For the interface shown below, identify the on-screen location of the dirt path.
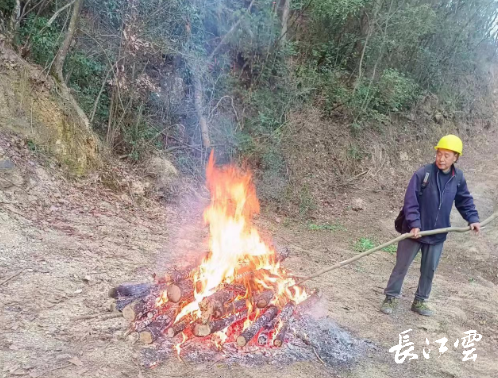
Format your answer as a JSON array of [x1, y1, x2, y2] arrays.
[[1, 130, 497, 378]]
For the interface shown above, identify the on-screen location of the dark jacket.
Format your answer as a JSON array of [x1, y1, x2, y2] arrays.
[[401, 163, 479, 244]]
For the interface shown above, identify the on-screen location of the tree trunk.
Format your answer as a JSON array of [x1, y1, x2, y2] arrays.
[[52, 0, 82, 82], [192, 70, 211, 149], [51, 0, 90, 130], [280, 0, 291, 43], [3, 0, 21, 42]]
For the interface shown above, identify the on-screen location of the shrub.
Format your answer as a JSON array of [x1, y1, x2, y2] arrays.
[[19, 15, 61, 67], [375, 69, 419, 113]]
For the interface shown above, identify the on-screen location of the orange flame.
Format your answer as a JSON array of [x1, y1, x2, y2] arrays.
[[155, 291, 168, 307], [171, 152, 308, 345], [173, 332, 188, 360], [213, 329, 228, 350]]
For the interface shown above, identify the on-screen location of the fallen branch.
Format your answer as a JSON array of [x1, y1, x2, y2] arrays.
[[296, 211, 498, 285], [71, 312, 122, 321], [0, 270, 23, 286]]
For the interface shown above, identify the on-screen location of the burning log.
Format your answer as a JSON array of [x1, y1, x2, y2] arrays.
[[139, 309, 177, 344], [122, 300, 149, 322], [255, 290, 274, 308], [163, 268, 194, 284], [295, 289, 321, 317], [167, 315, 193, 337], [236, 306, 279, 347], [199, 286, 245, 323], [193, 310, 248, 337], [234, 266, 254, 282], [218, 299, 247, 318], [273, 302, 295, 347], [257, 331, 269, 346], [257, 318, 278, 346], [167, 281, 195, 303], [108, 283, 152, 299]]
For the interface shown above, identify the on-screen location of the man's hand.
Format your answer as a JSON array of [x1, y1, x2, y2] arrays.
[[410, 228, 421, 239], [470, 223, 481, 234]]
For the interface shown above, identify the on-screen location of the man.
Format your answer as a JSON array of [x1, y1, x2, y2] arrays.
[[381, 135, 480, 316]]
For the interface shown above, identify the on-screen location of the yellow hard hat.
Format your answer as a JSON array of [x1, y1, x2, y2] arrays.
[[434, 134, 463, 155]]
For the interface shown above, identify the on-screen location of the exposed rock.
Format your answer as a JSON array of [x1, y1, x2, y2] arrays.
[[0, 158, 24, 189], [0, 158, 14, 169], [434, 112, 444, 124], [352, 198, 365, 211], [145, 156, 178, 196]]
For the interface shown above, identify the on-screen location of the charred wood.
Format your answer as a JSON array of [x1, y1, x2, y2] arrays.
[[108, 283, 151, 299], [273, 302, 295, 347], [255, 290, 274, 308], [193, 310, 248, 337], [139, 309, 177, 344], [167, 281, 194, 303], [236, 306, 279, 347], [122, 300, 149, 322], [167, 315, 193, 337], [218, 299, 247, 318]]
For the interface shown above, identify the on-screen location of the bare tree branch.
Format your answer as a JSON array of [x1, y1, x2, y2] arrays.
[[47, 0, 77, 26], [207, 0, 256, 63]]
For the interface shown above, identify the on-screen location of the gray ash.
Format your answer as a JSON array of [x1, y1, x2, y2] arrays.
[[139, 314, 371, 369]]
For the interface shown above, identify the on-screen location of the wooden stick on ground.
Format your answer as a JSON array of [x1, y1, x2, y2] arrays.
[[296, 211, 498, 285], [71, 312, 122, 321], [0, 270, 23, 286]]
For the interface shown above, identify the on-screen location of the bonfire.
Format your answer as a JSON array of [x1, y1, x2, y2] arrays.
[[110, 153, 320, 361]]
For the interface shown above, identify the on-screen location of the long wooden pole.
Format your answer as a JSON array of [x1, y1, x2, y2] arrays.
[[296, 211, 498, 285]]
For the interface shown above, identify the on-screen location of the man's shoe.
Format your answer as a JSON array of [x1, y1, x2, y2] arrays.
[[380, 296, 398, 314], [411, 299, 433, 316]]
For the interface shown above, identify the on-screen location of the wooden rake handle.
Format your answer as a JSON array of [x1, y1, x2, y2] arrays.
[[295, 211, 498, 285]]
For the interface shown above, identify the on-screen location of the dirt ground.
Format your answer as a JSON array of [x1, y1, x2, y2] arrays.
[[1, 127, 497, 378]]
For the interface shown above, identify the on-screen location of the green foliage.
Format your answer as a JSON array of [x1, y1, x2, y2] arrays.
[[66, 52, 109, 124], [122, 119, 161, 162], [26, 139, 38, 152], [298, 185, 316, 218], [312, 0, 367, 24], [19, 15, 61, 67], [353, 238, 397, 254], [376, 69, 419, 113], [0, 0, 15, 16], [354, 237, 376, 252], [308, 222, 345, 232], [354, 237, 398, 253], [12, 0, 497, 193], [382, 244, 397, 254]]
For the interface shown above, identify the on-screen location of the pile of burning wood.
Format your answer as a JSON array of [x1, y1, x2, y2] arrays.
[[110, 247, 320, 354], [110, 153, 321, 358]]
